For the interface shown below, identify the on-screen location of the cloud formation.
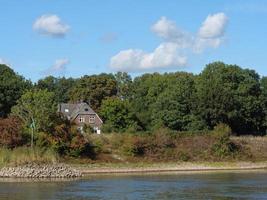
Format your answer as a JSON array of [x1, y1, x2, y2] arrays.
[[33, 15, 70, 37], [110, 42, 187, 72], [151, 16, 192, 48], [194, 13, 228, 53], [110, 12, 228, 72], [42, 58, 69, 76]]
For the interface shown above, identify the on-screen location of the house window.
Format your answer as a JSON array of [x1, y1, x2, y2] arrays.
[[79, 116, 85, 123], [89, 116, 95, 123], [85, 108, 89, 111], [65, 109, 69, 113]]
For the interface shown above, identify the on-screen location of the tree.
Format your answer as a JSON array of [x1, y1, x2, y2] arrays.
[[260, 76, 267, 131], [196, 62, 264, 134], [69, 73, 117, 111], [151, 72, 204, 131], [100, 97, 137, 132], [11, 89, 57, 132], [0, 64, 31, 117], [114, 72, 132, 99], [36, 76, 75, 103], [131, 73, 168, 130]]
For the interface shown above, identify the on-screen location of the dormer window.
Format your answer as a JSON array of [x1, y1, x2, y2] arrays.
[[65, 109, 69, 113]]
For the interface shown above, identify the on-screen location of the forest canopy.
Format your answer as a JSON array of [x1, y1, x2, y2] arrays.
[[1, 61, 267, 135]]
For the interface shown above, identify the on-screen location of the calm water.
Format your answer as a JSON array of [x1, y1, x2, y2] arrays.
[[1, 171, 267, 199]]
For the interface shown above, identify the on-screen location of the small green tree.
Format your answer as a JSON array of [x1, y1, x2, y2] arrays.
[[100, 97, 137, 132], [11, 89, 57, 133]]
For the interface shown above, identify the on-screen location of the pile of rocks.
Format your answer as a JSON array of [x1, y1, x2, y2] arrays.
[[0, 163, 82, 178]]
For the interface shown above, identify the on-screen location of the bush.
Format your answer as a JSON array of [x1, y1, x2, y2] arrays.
[[0, 117, 24, 148], [177, 151, 190, 161], [101, 122, 114, 133], [35, 122, 95, 158], [211, 123, 237, 158], [69, 134, 95, 158]]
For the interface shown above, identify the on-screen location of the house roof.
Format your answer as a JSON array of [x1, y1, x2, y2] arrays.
[[58, 102, 98, 121]]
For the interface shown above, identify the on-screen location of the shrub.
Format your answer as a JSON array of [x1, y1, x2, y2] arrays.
[[69, 134, 95, 158], [177, 151, 190, 161], [83, 124, 94, 134], [0, 117, 24, 148], [211, 123, 237, 158], [101, 122, 114, 133]]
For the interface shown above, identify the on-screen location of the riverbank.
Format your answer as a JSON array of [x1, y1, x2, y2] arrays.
[[0, 161, 266, 178], [74, 161, 267, 175], [0, 163, 81, 178]]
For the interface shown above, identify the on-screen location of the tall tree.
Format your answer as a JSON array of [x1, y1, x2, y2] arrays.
[[114, 72, 132, 99], [151, 72, 204, 131], [0, 64, 31, 117], [196, 62, 264, 134], [36, 76, 75, 103], [131, 73, 168, 130], [69, 73, 117, 111]]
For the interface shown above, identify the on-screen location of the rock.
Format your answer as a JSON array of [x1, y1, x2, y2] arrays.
[[0, 163, 82, 178]]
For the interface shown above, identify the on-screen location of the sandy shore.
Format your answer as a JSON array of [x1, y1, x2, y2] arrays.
[[76, 162, 267, 175]]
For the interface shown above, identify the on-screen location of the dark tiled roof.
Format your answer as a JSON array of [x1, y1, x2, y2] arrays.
[[58, 102, 96, 120]]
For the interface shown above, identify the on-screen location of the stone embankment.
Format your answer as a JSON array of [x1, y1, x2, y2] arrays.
[[0, 163, 82, 178]]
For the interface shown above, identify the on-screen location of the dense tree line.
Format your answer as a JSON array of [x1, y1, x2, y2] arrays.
[[1, 62, 267, 135]]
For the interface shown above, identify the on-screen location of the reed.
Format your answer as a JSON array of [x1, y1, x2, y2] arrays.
[[0, 147, 58, 167]]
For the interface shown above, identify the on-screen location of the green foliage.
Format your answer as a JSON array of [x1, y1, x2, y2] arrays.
[[151, 72, 197, 131], [114, 72, 132, 99], [35, 76, 75, 103], [69, 73, 117, 111], [100, 97, 138, 132], [0, 64, 32, 117], [196, 62, 264, 134], [11, 89, 57, 132], [211, 123, 237, 158], [177, 151, 190, 161]]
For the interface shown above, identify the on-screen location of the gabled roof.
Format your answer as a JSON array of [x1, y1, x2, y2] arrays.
[[58, 102, 98, 121]]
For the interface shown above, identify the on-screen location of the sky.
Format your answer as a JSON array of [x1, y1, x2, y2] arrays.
[[0, 0, 267, 81]]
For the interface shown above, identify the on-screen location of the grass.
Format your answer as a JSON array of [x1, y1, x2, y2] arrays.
[[0, 147, 59, 167]]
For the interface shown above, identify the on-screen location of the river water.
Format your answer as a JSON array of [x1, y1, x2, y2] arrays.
[[1, 171, 267, 199]]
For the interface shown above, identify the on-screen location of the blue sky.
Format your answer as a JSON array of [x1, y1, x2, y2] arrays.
[[0, 0, 267, 81]]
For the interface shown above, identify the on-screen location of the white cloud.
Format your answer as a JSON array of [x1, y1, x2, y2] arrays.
[[110, 42, 187, 72], [33, 15, 70, 37], [151, 17, 192, 48], [110, 12, 228, 72], [198, 13, 228, 38], [194, 13, 228, 53], [42, 58, 69, 76]]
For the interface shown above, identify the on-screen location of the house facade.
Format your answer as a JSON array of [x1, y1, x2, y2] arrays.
[[58, 102, 103, 134]]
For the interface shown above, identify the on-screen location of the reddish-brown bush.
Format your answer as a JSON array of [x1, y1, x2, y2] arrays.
[[0, 117, 24, 148]]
